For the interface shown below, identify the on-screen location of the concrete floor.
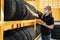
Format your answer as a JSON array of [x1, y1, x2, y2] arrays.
[[38, 37, 58, 40]]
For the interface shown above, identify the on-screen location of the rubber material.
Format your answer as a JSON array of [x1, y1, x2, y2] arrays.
[[25, 26, 36, 40], [22, 28, 32, 40], [4, 0, 16, 21], [15, 29, 28, 40], [13, 0, 25, 20], [51, 25, 60, 39], [4, 30, 24, 40], [36, 25, 41, 36]]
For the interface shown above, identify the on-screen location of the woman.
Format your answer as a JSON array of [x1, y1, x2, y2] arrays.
[[39, 6, 54, 40], [26, 5, 54, 40]]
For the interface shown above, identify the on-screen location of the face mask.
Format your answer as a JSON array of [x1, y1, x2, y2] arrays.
[[44, 10, 48, 14]]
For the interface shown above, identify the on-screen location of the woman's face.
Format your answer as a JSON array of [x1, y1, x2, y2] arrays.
[[44, 7, 49, 14], [44, 6, 52, 15]]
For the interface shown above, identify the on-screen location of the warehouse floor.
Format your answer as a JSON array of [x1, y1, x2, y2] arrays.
[[38, 37, 58, 40]]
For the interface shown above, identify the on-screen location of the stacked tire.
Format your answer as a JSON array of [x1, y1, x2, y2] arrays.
[[4, 25, 41, 40], [4, 0, 41, 40], [5, 0, 41, 21], [24, 2, 38, 20], [4, 30, 25, 40], [4, 0, 26, 21], [4, 0, 16, 21], [36, 25, 41, 36], [51, 25, 60, 39], [12, 0, 25, 20], [4, 30, 28, 40]]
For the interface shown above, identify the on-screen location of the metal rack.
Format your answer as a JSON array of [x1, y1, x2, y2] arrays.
[[0, 0, 41, 40], [0, 19, 38, 40]]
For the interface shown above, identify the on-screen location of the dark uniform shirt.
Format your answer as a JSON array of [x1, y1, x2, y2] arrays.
[[39, 14, 54, 35]]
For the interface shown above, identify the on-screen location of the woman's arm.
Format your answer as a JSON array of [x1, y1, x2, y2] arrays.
[[38, 21, 54, 29], [36, 19, 54, 29], [25, 5, 39, 18], [41, 22, 54, 29], [43, 23, 54, 29]]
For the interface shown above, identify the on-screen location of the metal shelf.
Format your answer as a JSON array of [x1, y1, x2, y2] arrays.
[[0, 19, 37, 40], [35, 34, 41, 40], [0, 0, 42, 40]]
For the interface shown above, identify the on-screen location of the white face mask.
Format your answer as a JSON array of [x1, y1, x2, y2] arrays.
[[44, 10, 48, 14]]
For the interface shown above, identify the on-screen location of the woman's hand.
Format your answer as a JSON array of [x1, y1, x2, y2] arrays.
[[40, 22, 54, 29], [36, 19, 44, 24], [36, 19, 47, 26], [40, 22, 47, 26], [36, 19, 54, 29]]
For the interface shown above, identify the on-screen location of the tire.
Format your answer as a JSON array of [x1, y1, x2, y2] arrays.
[[22, 28, 32, 40], [52, 32, 60, 36], [36, 25, 41, 36], [4, 0, 16, 21], [25, 26, 36, 40], [24, 2, 43, 20], [4, 30, 24, 40], [24, 6, 36, 20], [51, 25, 60, 39], [13, 0, 25, 20], [10, 31, 24, 40], [51, 35, 60, 39], [4, 30, 17, 40], [24, 2, 38, 20], [25, 2, 37, 14], [51, 29, 60, 33], [54, 25, 60, 29], [4, 37, 10, 40], [15, 29, 28, 40]]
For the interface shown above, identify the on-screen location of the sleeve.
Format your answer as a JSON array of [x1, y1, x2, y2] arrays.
[[37, 11, 43, 19], [49, 17, 54, 25]]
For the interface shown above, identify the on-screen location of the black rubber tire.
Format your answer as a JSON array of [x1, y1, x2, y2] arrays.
[[4, 30, 24, 40], [15, 29, 28, 40], [22, 28, 32, 40], [4, 37, 10, 40], [9, 36, 17, 40], [54, 25, 60, 29], [51, 29, 60, 33], [13, 0, 25, 20], [24, 7, 36, 20], [25, 26, 36, 40], [10, 31, 24, 40], [4, 0, 16, 21], [24, 2, 37, 20], [51, 25, 60, 39], [52, 32, 60, 36], [25, 2, 37, 13], [24, 2, 43, 20], [36, 25, 41, 36], [51, 34, 60, 39], [4, 30, 17, 40]]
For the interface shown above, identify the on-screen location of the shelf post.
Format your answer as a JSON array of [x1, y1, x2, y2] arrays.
[[0, 26, 4, 40], [34, 19, 36, 31]]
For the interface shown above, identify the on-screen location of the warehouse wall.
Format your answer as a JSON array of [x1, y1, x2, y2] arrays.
[[52, 8, 60, 21], [0, 1, 1, 21], [36, 0, 60, 21], [1, 0, 59, 21], [1, 0, 60, 21], [26, 0, 60, 21]]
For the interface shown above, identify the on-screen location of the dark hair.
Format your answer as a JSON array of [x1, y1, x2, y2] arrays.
[[47, 6, 52, 11], [47, 6, 52, 16]]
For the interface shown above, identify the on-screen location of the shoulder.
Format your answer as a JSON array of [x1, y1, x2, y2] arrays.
[[49, 16, 54, 22], [50, 16, 54, 20]]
